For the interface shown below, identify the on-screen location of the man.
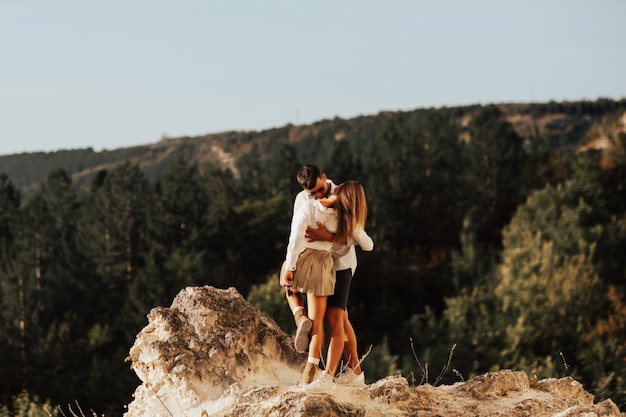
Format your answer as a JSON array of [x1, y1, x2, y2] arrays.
[[283, 164, 336, 354]]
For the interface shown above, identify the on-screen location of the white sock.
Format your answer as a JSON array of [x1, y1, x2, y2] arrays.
[[307, 357, 320, 366]]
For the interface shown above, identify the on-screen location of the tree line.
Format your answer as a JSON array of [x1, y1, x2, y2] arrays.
[[0, 105, 625, 415]]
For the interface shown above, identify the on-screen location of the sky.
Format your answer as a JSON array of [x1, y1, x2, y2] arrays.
[[1, 0, 625, 156]]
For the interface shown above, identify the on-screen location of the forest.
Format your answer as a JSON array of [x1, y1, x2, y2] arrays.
[[0, 102, 625, 416]]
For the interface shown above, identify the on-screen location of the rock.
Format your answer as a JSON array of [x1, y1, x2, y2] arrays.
[[124, 286, 625, 417]]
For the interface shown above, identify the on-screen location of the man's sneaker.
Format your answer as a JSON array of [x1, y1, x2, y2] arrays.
[[335, 368, 365, 387], [294, 316, 312, 353], [299, 361, 318, 385], [304, 372, 335, 393]]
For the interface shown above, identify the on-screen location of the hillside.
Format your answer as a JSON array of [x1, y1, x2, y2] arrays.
[[1, 98, 625, 203], [1, 96, 626, 415]]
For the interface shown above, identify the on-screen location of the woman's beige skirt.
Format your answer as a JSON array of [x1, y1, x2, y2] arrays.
[[292, 248, 335, 296]]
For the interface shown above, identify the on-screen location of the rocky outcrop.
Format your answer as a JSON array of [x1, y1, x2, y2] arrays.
[[124, 286, 625, 417]]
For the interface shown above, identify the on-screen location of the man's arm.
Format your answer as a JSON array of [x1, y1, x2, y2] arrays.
[[282, 269, 294, 287]]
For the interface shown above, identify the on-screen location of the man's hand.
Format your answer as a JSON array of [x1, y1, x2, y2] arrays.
[[282, 270, 294, 287], [306, 221, 335, 242]]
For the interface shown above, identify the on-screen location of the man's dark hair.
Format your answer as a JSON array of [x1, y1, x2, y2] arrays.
[[297, 164, 322, 189]]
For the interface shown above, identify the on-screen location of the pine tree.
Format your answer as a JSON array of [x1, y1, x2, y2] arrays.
[[0, 173, 22, 403], [323, 139, 364, 184], [74, 162, 152, 414], [464, 105, 528, 249], [364, 114, 424, 251], [77, 162, 150, 286], [150, 157, 210, 253], [418, 109, 466, 260], [0, 170, 98, 404]]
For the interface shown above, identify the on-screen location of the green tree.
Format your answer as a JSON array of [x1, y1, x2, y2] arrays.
[[0, 173, 20, 261], [417, 109, 466, 261], [247, 272, 293, 333], [364, 114, 424, 251], [235, 143, 265, 200], [578, 279, 626, 408], [492, 179, 605, 374], [404, 246, 502, 385], [124, 159, 234, 333], [360, 335, 400, 384], [74, 162, 151, 415], [150, 157, 211, 253], [0, 170, 102, 407], [0, 391, 60, 417], [228, 194, 291, 293], [264, 143, 302, 199], [22, 170, 85, 401], [77, 162, 150, 287], [495, 232, 602, 372], [322, 138, 364, 184], [0, 173, 22, 403], [227, 145, 301, 293], [596, 132, 626, 284], [463, 105, 528, 249], [416, 177, 610, 387], [236, 143, 301, 201]]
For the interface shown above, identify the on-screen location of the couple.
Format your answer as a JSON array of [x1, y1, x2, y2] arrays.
[[280, 164, 373, 392]]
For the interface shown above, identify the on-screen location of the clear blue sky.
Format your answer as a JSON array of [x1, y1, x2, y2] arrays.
[[1, 0, 625, 156]]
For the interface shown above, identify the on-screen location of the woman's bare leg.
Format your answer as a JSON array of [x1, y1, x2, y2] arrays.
[[342, 311, 362, 374], [307, 294, 327, 361], [325, 306, 346, 376]]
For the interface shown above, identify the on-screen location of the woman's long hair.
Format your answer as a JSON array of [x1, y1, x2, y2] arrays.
[[334, 181, 368, 244]]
